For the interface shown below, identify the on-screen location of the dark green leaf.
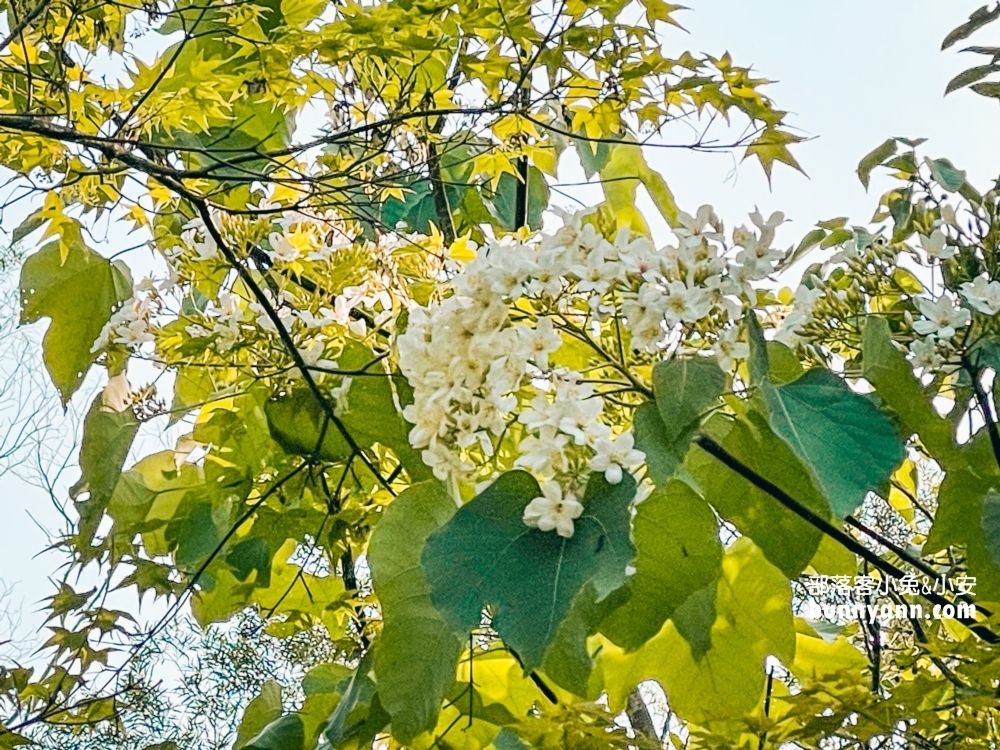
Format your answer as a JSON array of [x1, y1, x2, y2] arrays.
[[227, 537, 272, 587], [761, 368, 905, 518], [981, 490, 1000, 567], [652, 357, 726, 437], [423, 471, 636, 669], [750, 316, 905, 519], [486, 168, 549, 232], [633, 402, 686, 486], [69, 392, 139, 517], [929, 158, 967, 191]]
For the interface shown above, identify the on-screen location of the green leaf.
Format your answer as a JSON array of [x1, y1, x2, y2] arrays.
[[423, 471, 636, 669], [541, 583, 611, 697], [265, 387, 350, 462], [11, 211, 45, 245], [981, 490, 1000, 567], [19, 239, 131, 403], [600, 480, 722, 652], [243, 715, 304, 750], [653, 357, 726, 437], [751, 318, 905, 519], [235, 681, 283, 750], [638, 357, 726, 486], [574, 136, 611, 177], [338, 343, 433, 481], [862, 316, 960, 464], [267, 345, 431, 480], [928, 158, 967, 192], [744, 127, 806, 184], [633, 403, 686, 486], [925, 444, 1000, 600], [380, 181, 439, 235], [971, 80, 1000, 97], [781, 227, 827, 270], [171, 365, 218, 425], [970, 335, 1000, 372], [745, 311, 769, 386], [298, 664, 351, 746], [227, 537, 273, 588], [600, 538, 795, 724], [943, 4, 1000, 49], [820, 227, 854, 249], [166, 496, 230, 569], [486, 168, 550, 232], [945, 64, 999, 94], [857, 138, 897, 190], [69, 392, 139, 519], [760, 368, 905, 518], [369, 482, 462, 742], [691, 411, 827, 577], [323, 651, 390, 747], [252, 540, 346, 622]]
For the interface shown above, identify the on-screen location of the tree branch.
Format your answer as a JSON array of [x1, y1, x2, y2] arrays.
[[694, 434, 999, 644]]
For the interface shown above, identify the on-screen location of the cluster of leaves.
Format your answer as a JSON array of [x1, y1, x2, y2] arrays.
[[3, 1, 1000, 750]]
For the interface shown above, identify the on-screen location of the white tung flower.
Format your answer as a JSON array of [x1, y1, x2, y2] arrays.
[[266, 231, 304, 262], [91, 297, 154, 352], [589, 432, 646, 485], [918, 230, 957, 261], [663, 280, 712, 325], [909, 336, 943, 370], [913, 296, 970, 341], [674, 205, 723, 249], [715, 325, 749, 372], [518, 317, 563, 370], [515, 427, 570, 477], [297, 307, 339, 329], [523, 481, 584, 538], [297, 339, 338, 370], [960, 276, 1000, 316], [185, 323, 212, 338]]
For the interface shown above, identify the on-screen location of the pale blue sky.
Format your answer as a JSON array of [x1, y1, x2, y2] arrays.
[[1, 0, 997, 645]]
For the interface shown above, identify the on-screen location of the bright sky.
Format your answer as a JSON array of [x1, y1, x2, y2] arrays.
[[0, 0, 996, 647]]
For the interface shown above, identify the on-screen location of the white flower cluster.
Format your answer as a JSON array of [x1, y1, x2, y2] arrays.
[[900, 230, 1000, 369], [167, 204, 422, 368], [92, 296, 156, 352], [399, 207, 784, 536]]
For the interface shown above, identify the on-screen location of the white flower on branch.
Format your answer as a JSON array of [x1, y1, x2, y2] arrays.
[[960, 276, 1000, 316], [523, 481, 584, 538], [913, 296, 970, 340], [589, 432, 645, 485], [918, 229, 957, 261]]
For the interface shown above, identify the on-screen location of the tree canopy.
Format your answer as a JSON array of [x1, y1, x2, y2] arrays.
[[2, 1, 1000, 749]]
